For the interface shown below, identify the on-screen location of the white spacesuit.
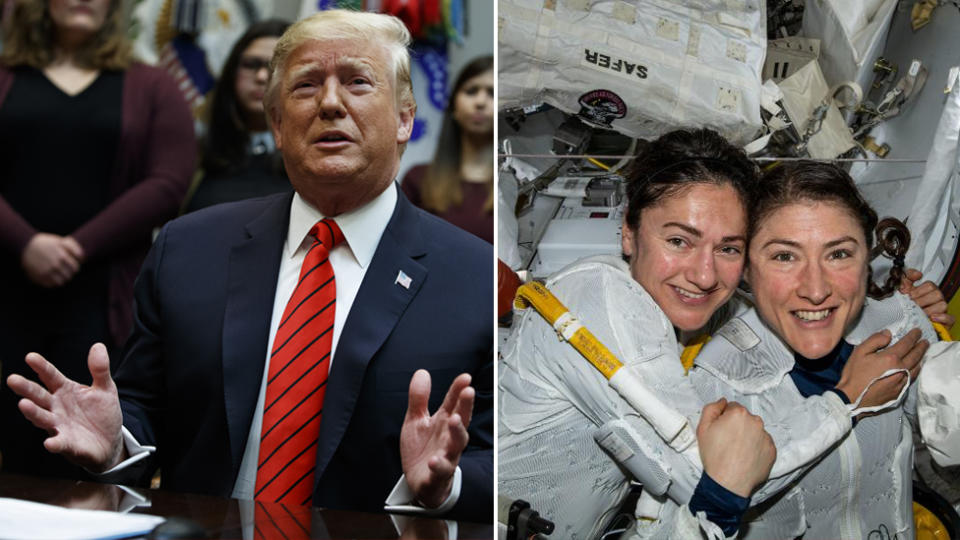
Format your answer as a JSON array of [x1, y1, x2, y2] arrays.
[[498, 255, 858, 539], [691, 291, 945, 539]]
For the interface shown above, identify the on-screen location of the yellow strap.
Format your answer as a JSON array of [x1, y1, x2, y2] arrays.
[[515, 281, 624, 379], [932, 321, 952, 342], [677, 319, 947, 375], [680, 334, 711, 375]]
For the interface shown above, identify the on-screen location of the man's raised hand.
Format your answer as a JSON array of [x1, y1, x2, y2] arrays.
[[400, 370, 474, 509], [5, 343, 124, 472]]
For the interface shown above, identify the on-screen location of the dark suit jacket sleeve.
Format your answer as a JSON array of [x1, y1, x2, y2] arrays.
[[109, 223, 171, 486], [451, 348, 493, 521]]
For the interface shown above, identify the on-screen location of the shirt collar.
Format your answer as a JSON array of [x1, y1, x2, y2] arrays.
[[285, 182, 398, 268], [247, 131, 275, 155]]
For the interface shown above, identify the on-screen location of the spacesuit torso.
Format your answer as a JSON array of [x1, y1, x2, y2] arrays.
[[691, 292, 936, 539]]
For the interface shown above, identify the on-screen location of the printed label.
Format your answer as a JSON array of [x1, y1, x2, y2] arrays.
[[582, 49, 648, 80], [716, 317, 760, 351]]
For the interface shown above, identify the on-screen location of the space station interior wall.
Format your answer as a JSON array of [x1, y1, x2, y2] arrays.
[[801, 0, 898, 91]]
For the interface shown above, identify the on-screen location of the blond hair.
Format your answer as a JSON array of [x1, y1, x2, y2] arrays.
[[0, 0, 132, 70], [264, 9, 415, 127]]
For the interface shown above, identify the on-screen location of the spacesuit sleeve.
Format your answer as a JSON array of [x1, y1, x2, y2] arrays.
[[855, 293, 960, 466], [688, 365, 852, 504], [917, 340, 960, 466], [500, 258, 723, 536]]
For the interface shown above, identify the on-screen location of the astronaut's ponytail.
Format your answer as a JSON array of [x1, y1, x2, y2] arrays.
[[867, 218, 911, 300]]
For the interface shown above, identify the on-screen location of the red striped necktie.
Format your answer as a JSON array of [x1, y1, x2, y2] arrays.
[[255, 218, 344, 506]]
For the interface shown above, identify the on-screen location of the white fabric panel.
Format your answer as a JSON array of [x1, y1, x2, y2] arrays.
[[903, 75, 960, 282], [918, 340, 960, 467], [496, 168, 523, 270], [774, 52, 857, 159], [498, 0, 766, 144], [801, 0, 897, 91]]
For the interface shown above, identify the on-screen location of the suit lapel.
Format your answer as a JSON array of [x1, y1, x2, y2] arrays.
[[221, 194, 292, 472], [313, 193, 428, 483]]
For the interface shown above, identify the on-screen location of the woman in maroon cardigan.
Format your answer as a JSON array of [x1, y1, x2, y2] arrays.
[[0, 0, 194, 477]]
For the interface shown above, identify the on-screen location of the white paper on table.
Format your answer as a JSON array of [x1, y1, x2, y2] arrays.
[[0, 497, 165, 540]]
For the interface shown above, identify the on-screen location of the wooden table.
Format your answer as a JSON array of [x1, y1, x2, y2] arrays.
[[0, 473, 493, 539]]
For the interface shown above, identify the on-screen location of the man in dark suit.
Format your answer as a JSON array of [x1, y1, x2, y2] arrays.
[[7, 9, 491, 521]]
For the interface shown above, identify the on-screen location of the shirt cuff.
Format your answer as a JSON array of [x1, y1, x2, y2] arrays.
[[96, 426, 156, 475], [388, 513, 458, 539], [687, 473, 750, 537], [383, 467, 462, 516]]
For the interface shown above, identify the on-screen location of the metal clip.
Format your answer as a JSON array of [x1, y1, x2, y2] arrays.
[[862, 137, 891, 158], [873, 57, 898, 89]]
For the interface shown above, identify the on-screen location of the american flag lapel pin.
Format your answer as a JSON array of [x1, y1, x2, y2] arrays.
[[395, 270, 412, 289]]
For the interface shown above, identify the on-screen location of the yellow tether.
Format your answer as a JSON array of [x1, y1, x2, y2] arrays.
[[514, 281, 623, 379]]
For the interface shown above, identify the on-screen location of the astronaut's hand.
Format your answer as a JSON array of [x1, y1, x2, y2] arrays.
[[697, 398, 776, 498]]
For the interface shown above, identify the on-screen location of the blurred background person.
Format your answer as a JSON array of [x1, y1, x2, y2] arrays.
[[0, 0, 194, 477], [401, 55, 493, 244], [183, 18, 291, 213]]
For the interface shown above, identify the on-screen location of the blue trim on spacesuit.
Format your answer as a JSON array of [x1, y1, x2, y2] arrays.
[[688, 473, 751, 536]]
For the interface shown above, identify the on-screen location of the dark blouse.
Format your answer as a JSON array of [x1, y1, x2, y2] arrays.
[[185, 153, 291, 213], [0, 67, 121, 236]]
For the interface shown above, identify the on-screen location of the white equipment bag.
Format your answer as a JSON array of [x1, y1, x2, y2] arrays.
[[918, 341, 960, 467], [765, 36, 858, 159], [904, 70, 960, 282], [801, 0, 898, 91], [498, 0, 766, 145]]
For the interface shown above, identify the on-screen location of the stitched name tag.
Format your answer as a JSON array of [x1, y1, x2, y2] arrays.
[[716, 317, 761, 351]]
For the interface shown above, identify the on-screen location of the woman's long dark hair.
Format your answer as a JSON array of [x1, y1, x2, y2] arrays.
[[755, 162, 909, 299], [419, 55, 494, 213], [202, 19, 289, 176]]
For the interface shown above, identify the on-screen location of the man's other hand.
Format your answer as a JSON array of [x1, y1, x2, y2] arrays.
[[697, 399, 776, 498], [400, 370, 474, 509], [5, 343, 124, 472]]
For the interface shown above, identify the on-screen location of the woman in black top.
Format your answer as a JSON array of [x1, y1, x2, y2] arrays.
[[184, 19, 292, 213]]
